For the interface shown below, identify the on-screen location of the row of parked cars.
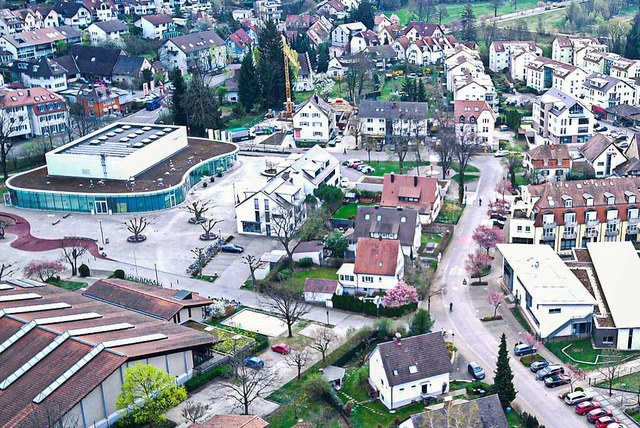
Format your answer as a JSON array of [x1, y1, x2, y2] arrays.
[[344, 159, 376, 174]]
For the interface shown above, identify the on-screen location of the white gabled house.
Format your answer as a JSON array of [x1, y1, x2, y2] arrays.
[[338, 238, 404, 295], [454, 100, 497, 150], [276, 145, 342, 193], [87, 19, 128, 45], [292, 95, 336, 143], [331, 21, 366, 47], [369, 333, 453, 410]]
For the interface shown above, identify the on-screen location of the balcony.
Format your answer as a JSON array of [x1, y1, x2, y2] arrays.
[[543, 221, 557, 229], [605, 229, 619, 237], [629, 217, 640, 225], [607, 218, 620, 225], [586, 218, 599, 227], [541, 234, 556, 242], [563, 232, 577, 240], [564, 220, 577, 227], [585, 229, 599, 238]]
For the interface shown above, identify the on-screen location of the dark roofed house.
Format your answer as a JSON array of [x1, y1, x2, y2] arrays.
[[160, 30, 226, 74], [112, 54, 152, 84], [83, 278, 213, 323], [0, 280, 214, 428], [68, 44, 123, 79], [369, 332, 454, 409], [353, 205, 421, 258], [579, 133, 627, 177], [404, 394, 509, 428], [11, 56, 68, 92], [54, 1, 92, 27], [303, 278, 341, 303], [381, 173, 442, 224], [293, 239, 325, 265], [524, 144, 572, 183]]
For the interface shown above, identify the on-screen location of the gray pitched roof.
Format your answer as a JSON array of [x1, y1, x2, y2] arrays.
[[367, 44, 398, 59], [168, 30, 225, 53], [11, 56, 67, 78], [408, 394, 509, 428], [579, 133, 617, 164], [92, 19, 128, 33], [112, 55, 147, 77], [583, 72, 629, 93], [353, 206, 418, 247], [374, 332, 453, 387], [359, 100, 427, 120]]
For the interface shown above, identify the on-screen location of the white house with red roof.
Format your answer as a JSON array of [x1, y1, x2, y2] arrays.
[[489, 41, 541, 74], [0, 87, 68, 137], [380, 173, 442, 224], [337, 237, 404, 295], [454, 99, 497, 150]]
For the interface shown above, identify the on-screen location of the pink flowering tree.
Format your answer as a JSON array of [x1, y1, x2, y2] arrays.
[[465, 251, 492, 283], [472, 225, 505, 255], [487, 199, 510, 218], [382, 281, 419, 308], [495, 179, 514, 201], [487, 288, 505, 318], [23, 259, 66, 282]]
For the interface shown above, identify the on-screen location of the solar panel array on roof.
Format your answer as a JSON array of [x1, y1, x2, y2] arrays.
[[0, 293, 42, 302], [172, 289, 192, 300], [2, 302, 71, 314], [5, 278, 45, 288]]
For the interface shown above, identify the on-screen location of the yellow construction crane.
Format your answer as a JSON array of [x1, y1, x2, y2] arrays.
[[281, 35, 300, 117]]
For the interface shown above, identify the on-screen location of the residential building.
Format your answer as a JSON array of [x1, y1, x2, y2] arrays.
[[0, 281, 214, 428], [303, 278, 341, 304], [83, 0, 117, 22], [580, 50, 621, 75], [523, 144, 572, 183], [292, 95, 337, 143], [581, 72, 637, 114], [526, 57, 587, 97], [254, 0, 282, 22], [578, 134, 627, 177], [293, 240, 325, 265], [122, 0, 157, 16], [0, 87, 68, 137], [285, 14, 318, 31], [226, 28, 253, 62], [54, 1, 92, 28], [337, 238, 404, 294], [294, 51, 314, 91], [306, 15, 332, 47], [381, 173, 442, 224], [0, 8, 23, 36], [326, 57, 347, 78], [232, 9, 254, 21], [489, 40, 541, 74], [359, 100, 428, 144], [159, 31, 226, 74], [610, 57, 640, 80], [454, 99, 497, 149], [15, 8, 38, 31], [318, 0, 346, 19], [138, 14, 177, 39], [83, 279, 213, 323], [404, 35, 457, 66], [587, 241, 640, 350], [0, 27, 70, 60], [190, 415, 269, 428], [403, 21, 444, 42], [56, 44, 124, 82], [532, 88, 594, 145], [369, 333, 453, 410], [552, 36, 607, 66], [112, 55, 153, 85], [32, 6, 60, 28], [87, 19, 129, 45], [11, 56, 68, 92], [508, 177, 640, 252], [368, 44, 399, 70], [235, 170, 307, 236], [498, 243, 596, 340], [349, 29, 380, 54], [510, 49, 541, 81], [77, 86, 121, 117], [331, 22, 367, 47], [276, 145, 341, 193], [352, 205, 421, 258], [400, 394, 509, 428]]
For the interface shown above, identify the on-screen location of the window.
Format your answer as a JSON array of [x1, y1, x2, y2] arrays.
[[254, 198, 259, 210], [362, 276, 373, 283], [560, 238, 576, 250], [549, 308, 561, 314], [517, 226, 522, 232], [602, 336, 614, 345], [364, 214, 370, 220], [313, 131, 322, 136], [525, 226, 531, 232]]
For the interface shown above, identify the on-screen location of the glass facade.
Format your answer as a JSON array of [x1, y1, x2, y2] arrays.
[[7, 151, 237, 214]]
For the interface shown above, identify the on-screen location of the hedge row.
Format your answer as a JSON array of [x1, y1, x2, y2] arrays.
[[215, 324, 270, 353], [331, 294, 417, 318], [184, 364, 231, 392]]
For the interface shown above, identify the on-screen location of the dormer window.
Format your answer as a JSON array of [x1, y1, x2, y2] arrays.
[[561, 195, 572, 208], [625, 190, 636, 204], [365, 214, 370, 220], [400, 216, 406, 223], [604, 192, 615, 205], [583, 193, 594, 206]]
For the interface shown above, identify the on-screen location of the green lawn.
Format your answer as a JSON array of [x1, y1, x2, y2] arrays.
[[378, 79, 400, 101], [451, 173, 479, 184], [266, 402, 341, 428], [368, 160, 431, 176], [505, 411, 526, 428], [421, 232, 442, 248], [225, 112, 263, 129], [334, 203, 366, 219], [435, 201, 464, 224], [46, 277, 87, 291], [598, 371, 640, 391], [545, 339, 640, 370], [283, 266, 338, 293], [438, 162, 480, 174], [509, 307, 535, 335], [386, 0, 539, 25]]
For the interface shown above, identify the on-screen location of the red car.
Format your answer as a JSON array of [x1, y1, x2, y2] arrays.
[[271, 343, 291, 354], [595, 416, 620, 428], [576, 401, 601, 415], [587, 408, 612, 423]]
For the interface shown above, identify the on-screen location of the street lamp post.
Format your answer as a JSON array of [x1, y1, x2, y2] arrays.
[[99, 220, 104, 246], [154, 263, 159, 284], [133, 250, 138, 276], [326, 310, 330, 326]]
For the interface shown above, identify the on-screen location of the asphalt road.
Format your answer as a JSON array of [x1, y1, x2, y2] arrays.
[[431, 155, 585, 428]]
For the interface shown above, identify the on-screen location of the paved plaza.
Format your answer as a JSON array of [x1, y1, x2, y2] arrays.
[[221, 309, 289, 337]]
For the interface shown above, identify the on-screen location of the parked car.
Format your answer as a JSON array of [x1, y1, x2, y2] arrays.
[[606, 424, 627, 428], [327, 139, 337, 147], [271, 343, 291, 354], [536, 364, 564, 380], [529, 360, 550, 373], [566, 391, 594, 405], [340, 177, 350, 188], [351, 161, 364, 169], [494, 150, 509, 157], [467, 362, 486, 380], [345, 159, 361, 167], [514, 343, 537, 356], [356, 163, 367, 171], [500, 125, 510, 132], [243, 356, 264, 369], [489, 212, 507, 222], [221, 244, 244, 253], [599, 126, 609, 132], [575, 401, 601, 415], [587, 408, 613, 423], [361, 166, 376, 174], [544, 374, 571, 387], [595, 416, 619, 428], [492, 219, 505, 229]]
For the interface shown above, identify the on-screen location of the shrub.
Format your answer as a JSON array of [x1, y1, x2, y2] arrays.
[[331, 294, 417, 317], [574, 386, 583, 392], [276, 268, 293, 282], [78, 264, 90, 277], [184, 364, 231, 392], [519, 354, 545, 367], [113, 269, 125, 279], [303, 372, 333, 401], [297, 257, 314, 268]]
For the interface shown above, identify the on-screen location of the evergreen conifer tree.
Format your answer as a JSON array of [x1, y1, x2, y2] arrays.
[[494, 333, 517, 407]]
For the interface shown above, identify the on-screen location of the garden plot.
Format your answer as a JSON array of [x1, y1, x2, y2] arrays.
[[221, 308, 288, 337]]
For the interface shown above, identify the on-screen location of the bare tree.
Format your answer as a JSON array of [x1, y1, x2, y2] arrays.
[[405, 264, 441, 312], [259, 284, 311, 337], [285, 348, 310, 380], [183, 200, 211, 224], [431, 110, 456, 180], [190, 246, 206, 277], [0, 260, 16, 281], [222, 358, 280, 415], [124, 216, 150, 242], [270, 208, 300, 261], [597, 348, 624, 396], [61, 238, 88, 276], [454, 121, 480, 204], [242, 254, 261, 289], [310, 327, 336, 364], [200, 218, 223, 240], [0, 98, 27, 181], [181, 400, 209, 423], [23, 408, 81, 428]]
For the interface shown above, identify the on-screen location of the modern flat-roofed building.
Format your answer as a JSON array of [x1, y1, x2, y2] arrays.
[[498, 243, 596, 340], [0, 280, 214, 428]]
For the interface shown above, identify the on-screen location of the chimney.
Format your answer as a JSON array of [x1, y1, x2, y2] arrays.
[[413, 176, 418, 187], [395, 332, 402, 346], [314, 94, 318, 103], [27, 89, 30, 97], [397, 206, 402, 211], [390, 172, 395, 183]]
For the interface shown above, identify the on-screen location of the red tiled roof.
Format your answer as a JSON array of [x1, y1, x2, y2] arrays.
[[527, 144, 570, 161], [354, 238, 400, 276], [0, 87, 66, 110], [454, 100, 496, 122], [381, 173, 438, 215]]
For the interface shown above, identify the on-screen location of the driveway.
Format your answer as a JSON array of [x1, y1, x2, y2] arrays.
[[428, 155, 585, 428]]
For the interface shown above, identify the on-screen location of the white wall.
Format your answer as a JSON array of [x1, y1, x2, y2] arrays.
[[616, 328, 640, 350], [293, 102, 331, 142]]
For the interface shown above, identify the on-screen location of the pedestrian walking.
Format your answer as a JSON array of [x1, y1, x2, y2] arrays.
[[479, 198, 482, 206]]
